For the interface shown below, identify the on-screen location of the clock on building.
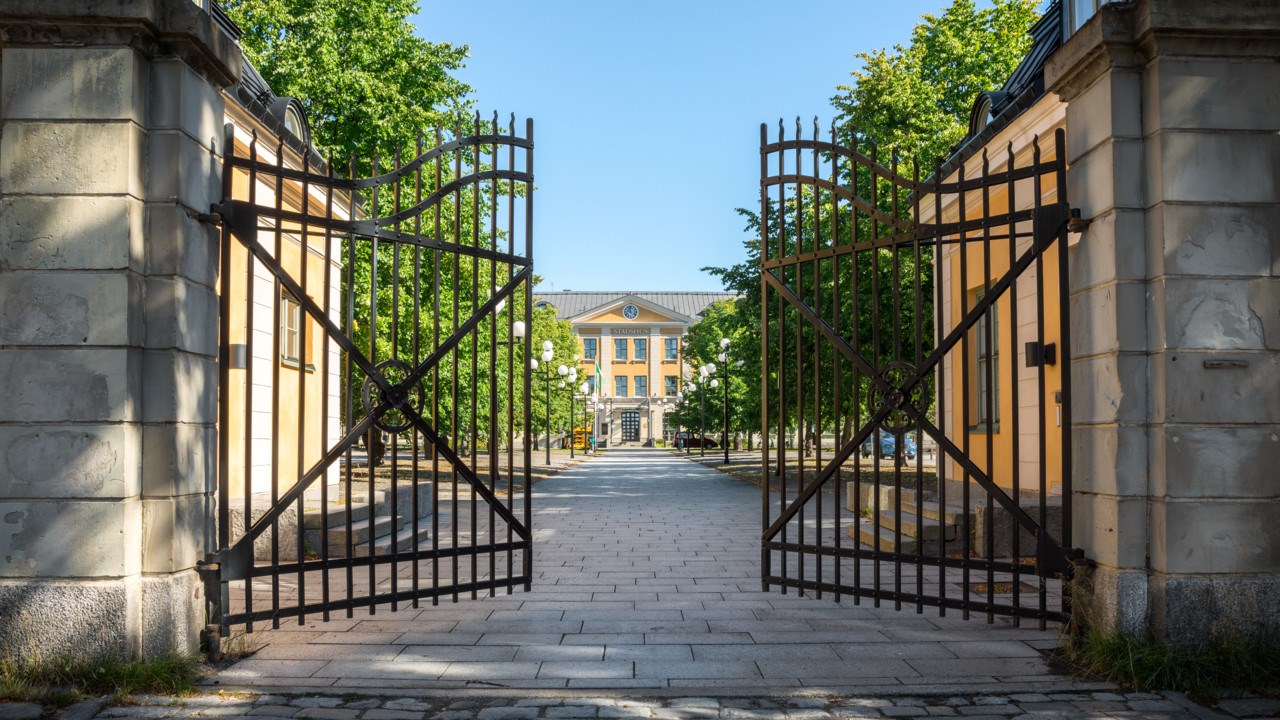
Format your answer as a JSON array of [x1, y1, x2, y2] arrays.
[[622, 303, 639, 320]]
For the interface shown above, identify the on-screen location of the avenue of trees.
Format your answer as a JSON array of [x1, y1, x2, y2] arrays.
[[223, 0, 577, 451], [685, 0, 1040, 454]]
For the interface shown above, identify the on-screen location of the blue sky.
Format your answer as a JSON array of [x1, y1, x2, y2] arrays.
[[414, 1, 960, 293]]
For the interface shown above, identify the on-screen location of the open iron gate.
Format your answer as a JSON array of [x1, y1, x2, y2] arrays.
[[203, 115, 535, 633], [759, 120, 1081, 625]]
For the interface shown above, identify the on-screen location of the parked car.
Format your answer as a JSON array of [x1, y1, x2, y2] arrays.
[[675, 432, 718, 449], [860, 428, 916, 460]]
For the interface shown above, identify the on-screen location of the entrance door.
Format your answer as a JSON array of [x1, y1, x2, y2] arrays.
[[621, 411, 640, 442]]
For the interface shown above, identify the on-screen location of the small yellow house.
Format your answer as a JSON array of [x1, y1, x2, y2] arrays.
[[221, 61, 346, 502], [921, 6, 1073, 500]]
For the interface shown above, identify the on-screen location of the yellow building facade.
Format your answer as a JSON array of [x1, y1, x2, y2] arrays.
[[534, 292, 735, 446]]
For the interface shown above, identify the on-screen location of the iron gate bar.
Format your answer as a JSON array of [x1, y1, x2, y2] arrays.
[[759, 123, 1078, 622], [211, 261, 532, 570], [221, 133, 531, 191], [213, 117, 535, 632], [760, 218, 1074, 570]]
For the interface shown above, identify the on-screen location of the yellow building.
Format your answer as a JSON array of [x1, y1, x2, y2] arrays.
[[221, 61, 347, 502], [924, 6, 1072, 499], [534, 292, 735, 446]]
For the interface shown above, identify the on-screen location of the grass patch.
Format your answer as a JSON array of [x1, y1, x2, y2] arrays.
[[0, 653, 202, 705], [1063, 628, 1280, 698]]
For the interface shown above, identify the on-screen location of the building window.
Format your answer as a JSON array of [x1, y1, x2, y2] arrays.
[[1066, 0, 1110, 36], [281, 291, 303, 363], [634, 338, 647, 361], [634, 376, 648, 397], [615, 376, 628, 397], [583, 337, 597, 361], [664, 376, 678, 396], [664, 338, 678, 360], [974, 293, 999, 431], [614, 338, 628, 361], [586, 375, 596, 394]]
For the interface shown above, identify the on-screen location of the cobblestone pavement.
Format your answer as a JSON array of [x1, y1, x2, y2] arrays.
[[212, 448, 1071, 691], [75, 689, 1230, 720]]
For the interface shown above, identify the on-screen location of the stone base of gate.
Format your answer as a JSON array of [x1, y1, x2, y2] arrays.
[[0, 571, 203, 660]]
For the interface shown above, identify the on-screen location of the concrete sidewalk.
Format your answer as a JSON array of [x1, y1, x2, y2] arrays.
[[211, 448, 1083, 693]]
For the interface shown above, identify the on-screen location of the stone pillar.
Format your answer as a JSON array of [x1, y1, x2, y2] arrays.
[[1047, 0, 1280, 643], [0, 0, 240, 658]]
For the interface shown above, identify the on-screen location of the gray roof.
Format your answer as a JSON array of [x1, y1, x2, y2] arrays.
[[534, 291, 738, 322]]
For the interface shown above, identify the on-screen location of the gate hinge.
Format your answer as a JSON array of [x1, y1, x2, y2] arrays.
[[209, 543, 252, 582], [212, 199, 259, 243], [1067, 208, 1091, 233]]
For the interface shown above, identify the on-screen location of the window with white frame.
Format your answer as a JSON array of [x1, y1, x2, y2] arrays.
[[664, 337, 678, 360], [634, 338, 647, 361], [281, 291, 303, 364], [614, 338, 628, 361], [583, 337, 597, 360], [634, 375, 647, 397], [974, 292, 999, 430], [615, 375, 628, 397]]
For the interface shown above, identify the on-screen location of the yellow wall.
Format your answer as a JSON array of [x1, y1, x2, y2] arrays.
[[223, 118, 346, 500], [939, 146, 1064, 495]]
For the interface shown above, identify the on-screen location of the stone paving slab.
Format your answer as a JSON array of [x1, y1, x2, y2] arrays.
[[78, 690, 1229, 720], [209, 449, 1080, 691]]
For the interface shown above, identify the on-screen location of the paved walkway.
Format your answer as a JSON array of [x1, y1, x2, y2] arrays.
[[212, 448, 1081, 693]]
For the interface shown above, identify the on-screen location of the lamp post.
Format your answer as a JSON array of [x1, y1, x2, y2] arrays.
[[716, 338, 744, 465], [530, 339, 556, 466], [577, 382, 591, 453], [556, 363, 578, 458], [674, 392, 684, 451], [696, 362, 716, 458]]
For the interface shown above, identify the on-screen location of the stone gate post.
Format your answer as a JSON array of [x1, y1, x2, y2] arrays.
[[0, 0, 240, 658], [1046, 0, 1280, 642]]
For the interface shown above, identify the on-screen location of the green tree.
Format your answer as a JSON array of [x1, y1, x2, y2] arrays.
[[222, 0, 473, 166], [831, 0, 1039, 165], [225, 0, 541, 457], [705, 0, 1041, 455]]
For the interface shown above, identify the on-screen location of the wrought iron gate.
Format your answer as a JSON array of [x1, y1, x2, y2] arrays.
[[204, 115, 535, 633], [759, 119, 1079, 624]]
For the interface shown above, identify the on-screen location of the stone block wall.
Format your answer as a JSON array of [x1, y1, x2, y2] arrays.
[[1047, 0, 1280, 644], [0, 0, 240, 659]]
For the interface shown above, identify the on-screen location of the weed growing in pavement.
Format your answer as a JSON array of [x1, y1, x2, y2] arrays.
[[1064, 628, 1280, 698], [0, 652, 202, 705]]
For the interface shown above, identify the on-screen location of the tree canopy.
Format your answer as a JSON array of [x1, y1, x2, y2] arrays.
[[698, 0, 1042, 450], [830, 0, 1039, 166], [222, 0, 473, 166]]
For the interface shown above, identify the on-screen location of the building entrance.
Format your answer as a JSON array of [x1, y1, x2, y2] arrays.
[[620, 411, 641, 442]]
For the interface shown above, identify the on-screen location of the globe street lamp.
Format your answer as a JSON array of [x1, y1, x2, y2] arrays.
[[674, 392, 684, 451], [557, 363, 578, 458], [696, 362, 716, 458], [684, 383, 697, 454], [717, 337, 735, 465], [530, 339, 556, 466]]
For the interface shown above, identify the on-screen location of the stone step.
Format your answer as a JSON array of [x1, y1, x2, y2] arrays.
[[328, 513, 406, 550], [900, 496, 973, 526], [348, 521, 430, 558], [302, 496, 378, 530], [873, 506, 962, 542], [850, 520, 918, 554]]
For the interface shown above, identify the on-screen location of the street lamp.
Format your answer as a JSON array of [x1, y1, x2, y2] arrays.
[[578, 381, 590, 453], [674, 391, 684, 452], [531, 339, 556, 466], [557, 363, 578, 457], [718, 338, 732, 464]]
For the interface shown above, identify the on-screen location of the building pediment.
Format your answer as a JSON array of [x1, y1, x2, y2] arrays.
[[573, 295, 692, 325]]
